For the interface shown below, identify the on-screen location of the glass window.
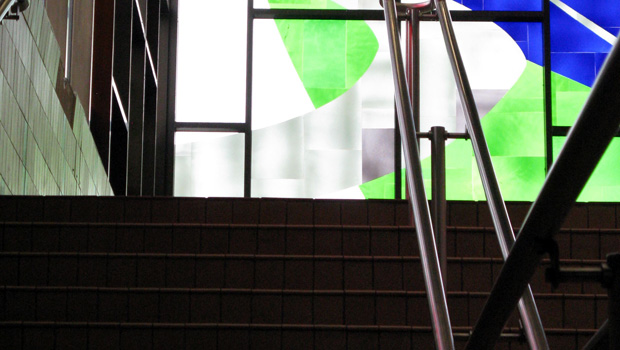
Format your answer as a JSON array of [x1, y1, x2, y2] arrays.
[[175, 1, 247, 123], [175, 132, 245, 197]]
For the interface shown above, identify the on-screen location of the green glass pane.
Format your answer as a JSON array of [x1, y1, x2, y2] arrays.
[[273, 20, 305, 74], [552, 136, 566, 161], [302, 20, 347, 89], [345, 21, 378, 88], [359, 169, 406, 200], [552, 73, 590, 126], [483, 112, 544, 157], [268, 0, 339, 9], [491, 156, 546, 201], [269, 0, 379, 108], [533, 135, 620, 202]]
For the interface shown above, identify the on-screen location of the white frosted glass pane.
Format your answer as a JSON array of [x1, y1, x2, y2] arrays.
[[252, 21, 315, 130], [176, 1, 247, 123], [174, 132, 245, 197], [360, 21, 395, 129]]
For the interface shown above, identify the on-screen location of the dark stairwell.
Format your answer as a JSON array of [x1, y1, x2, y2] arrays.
[[0, 196, 616, 349]]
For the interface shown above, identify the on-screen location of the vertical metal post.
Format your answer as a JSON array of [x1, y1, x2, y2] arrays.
[[403, 8, 421, 216], [394, 110, 402, 200], [608, 253, 620, 349], [164, 0, 179, 196], [431, 126, 447, 285], [65, 0, 74, 82], [543, 0, 553, 173], [244, 0, 254, 198], [407, 9, 421, 133]]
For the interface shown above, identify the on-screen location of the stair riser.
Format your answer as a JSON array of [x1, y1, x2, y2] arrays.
[[0, 197, 411, 226], [3, 196, 618, 229], [1, 224, 420, 256], [0, 255, 607, 294], [3, 224, 616, 262], [0, 289, 606, 329], [0, 324, 596, 350]]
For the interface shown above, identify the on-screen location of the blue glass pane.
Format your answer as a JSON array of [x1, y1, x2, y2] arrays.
[[481, 0, 541, 11], [550, 3, 613, 86], [495, 22, 543, 65], [458, 0, 483, 11], [550, 4, 612, 54], [562, 0, 620, 29], [551, 53, 596, 86], [456, 0, 541, 11]]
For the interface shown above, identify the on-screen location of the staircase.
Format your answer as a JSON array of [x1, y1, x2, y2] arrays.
[[0, 196, 614, 349]]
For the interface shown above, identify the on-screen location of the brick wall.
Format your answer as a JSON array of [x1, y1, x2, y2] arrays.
[[0, 0, 112, 196]]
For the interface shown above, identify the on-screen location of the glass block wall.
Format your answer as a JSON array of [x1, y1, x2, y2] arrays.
[[0, 0, 112, 196]]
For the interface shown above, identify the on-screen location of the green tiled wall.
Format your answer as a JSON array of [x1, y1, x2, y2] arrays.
[[0, 0, 112, 196]]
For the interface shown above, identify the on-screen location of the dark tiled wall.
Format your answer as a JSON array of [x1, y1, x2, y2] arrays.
[[0, 196, 412, 226], [449, 201, 619, 229]]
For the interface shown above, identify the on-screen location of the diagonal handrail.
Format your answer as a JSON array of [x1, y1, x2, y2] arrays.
[[0, 0, 27, 23], [431, 0, 550, 348], [465, 34, 620, 350], [382, 1, 455, 349]]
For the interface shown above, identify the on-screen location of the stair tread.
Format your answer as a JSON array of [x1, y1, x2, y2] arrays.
[[0, 321, 598, 332], [0, 285, 609, 297]]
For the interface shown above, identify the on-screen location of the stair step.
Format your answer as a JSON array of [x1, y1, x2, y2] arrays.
[[0, 222, 419, 256], [0, 252, 606, 293], [3, 196, 617, 229], [1, 196, 615, 349], [2, 222, 616, 261], [0, 286, 607, 329], [0, 196, 411, 226], [0, 321, 596, 350]]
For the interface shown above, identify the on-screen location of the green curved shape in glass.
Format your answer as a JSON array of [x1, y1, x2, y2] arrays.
[[361, 61, 619, 202], [268, 0, 379, 108]]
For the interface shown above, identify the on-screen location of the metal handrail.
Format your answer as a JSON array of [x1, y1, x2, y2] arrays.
[[382, 1, 455, 349], [0, 0, 27, 22], [465, 34, 620, 350], [0, 0, 17, 22], [431, 0, 550, 349]]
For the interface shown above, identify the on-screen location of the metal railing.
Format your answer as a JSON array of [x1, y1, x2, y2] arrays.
[[431, 0, 550, 348], [382, 1, 454, 349], [466, 34, 620, 350], [383, 0, 550, 348], [0, 0, 17, 21], [0, 0, 28, 23]]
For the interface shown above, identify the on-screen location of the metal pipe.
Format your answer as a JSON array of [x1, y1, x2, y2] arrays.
[[253, 8, 544, 22], [394, 108, 402, 200], [0, 0, 16, 22], [417, 131, 468, 139], [431, 126, 447, 285], [244, 0, 254, 197], [432, 1, 549, 349], [383, 1, 454, 349], [466, 35, 620, 350], [547, 266, 609, 285], [65, 0, 74, 82], [407, 9, 421, 134], [543, 0, 553, 173]]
